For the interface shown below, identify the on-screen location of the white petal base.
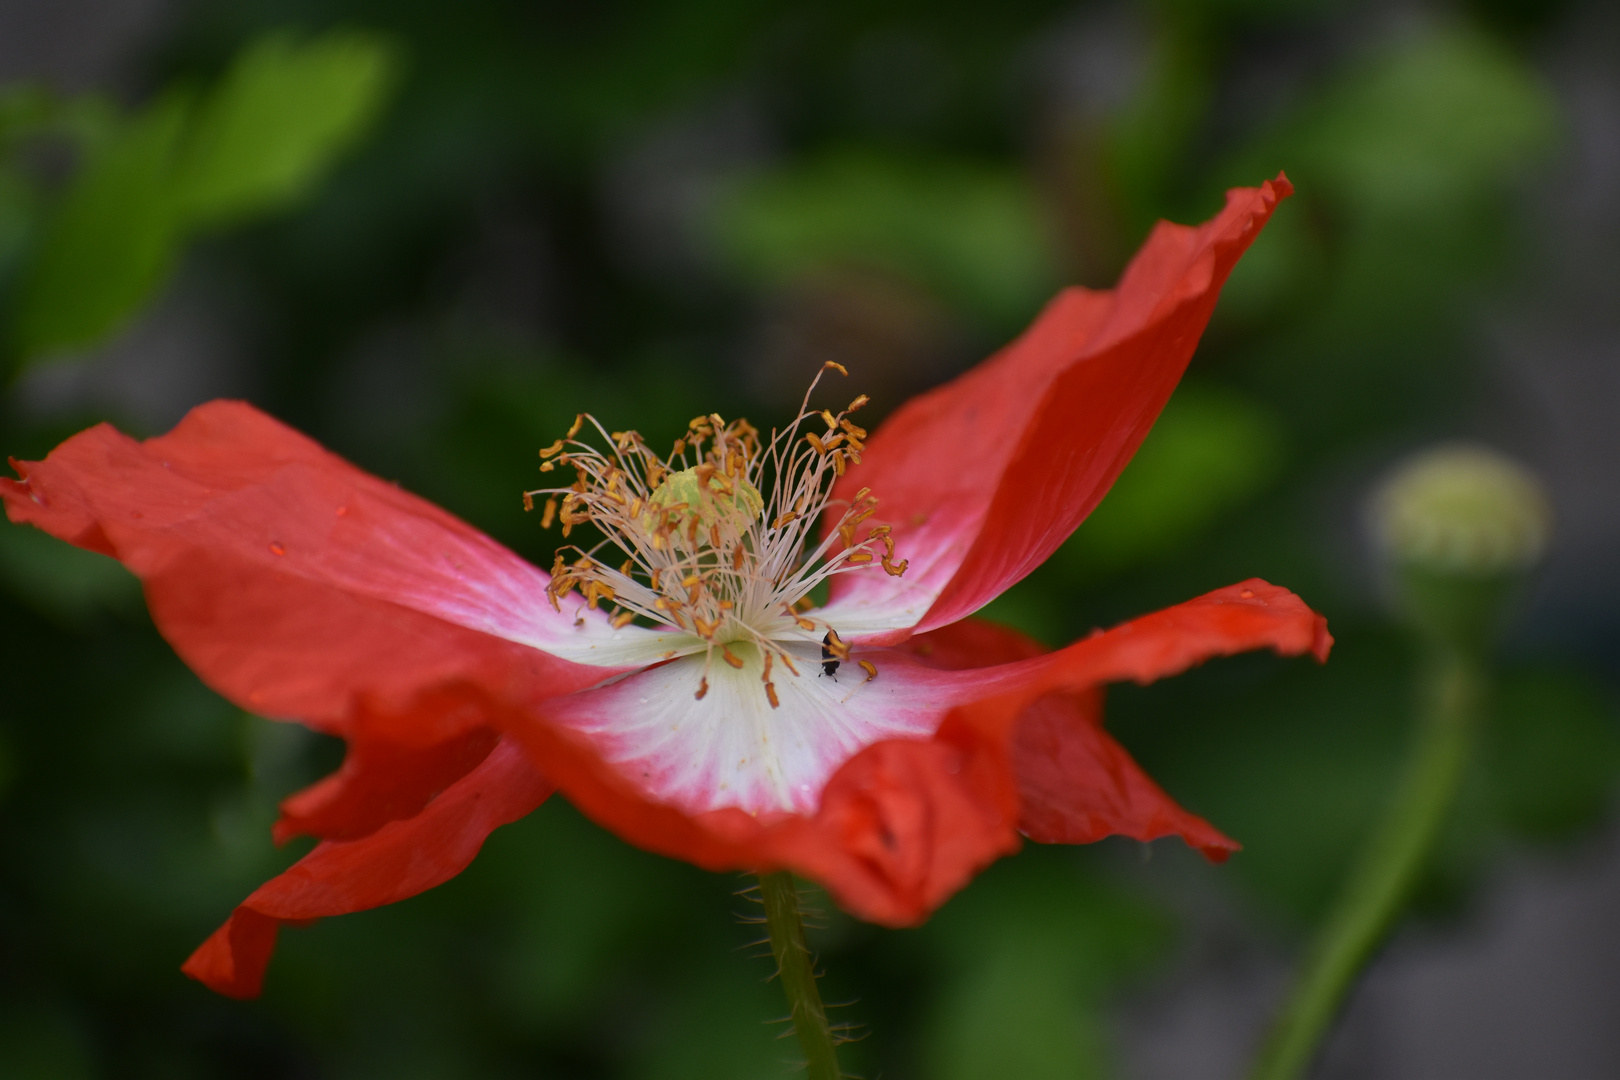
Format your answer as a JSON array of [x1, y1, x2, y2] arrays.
[[543, 641, 951, 815]]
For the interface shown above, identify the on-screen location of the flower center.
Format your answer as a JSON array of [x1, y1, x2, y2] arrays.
[[524, 362, 907, 707]]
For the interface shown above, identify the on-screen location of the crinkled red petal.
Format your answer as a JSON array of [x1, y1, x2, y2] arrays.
[[273, 691, 504, 844], [1009, 688, 1236, 858], [901, 616, 1238, 858], [502, 579, 1327, 927], [1, 402, 619, 740], [826, 176, 1294, 641], [183, 733, 551, 999]]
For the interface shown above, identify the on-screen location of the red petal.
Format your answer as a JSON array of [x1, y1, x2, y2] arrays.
[[1, 401, 621, 737], [769, 717, 1023, 925], [273, 689, 504, 844], [899, 614, 1049, 668], [902, 615, 1238, 859], [824, 177, 1294, 641], [1010, 688, 1236, 859], [183, 734, 551, 998], [943, 578, 1328, 861], [501, 700, 1022, 927], [500, 579, 1325, 926], [1011, 577, 1333, 690]]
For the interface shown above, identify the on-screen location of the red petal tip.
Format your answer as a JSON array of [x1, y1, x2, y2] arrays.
[[1312, 618, 1335, 663]]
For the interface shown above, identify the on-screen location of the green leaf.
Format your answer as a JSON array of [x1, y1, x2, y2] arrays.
[[12, 93, 190, 358], [8, 31, 398, 366], [172, 30, 401, 228]]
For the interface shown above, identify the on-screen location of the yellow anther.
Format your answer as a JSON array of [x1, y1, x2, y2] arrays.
[[858, 660, 877, 683], [764, 682, 780, 709], [721, 646, 744, 670], [694, 677, 709, 701], [822, 361, 848, 376], [847, 394, 868, 412], [846, 552, 873, 564], [820, 409, 838, 430], [824, 628, 850, 661], [541, 497, 557, 529], [771, 511, 799, 529], [611, 610, 635, 628], [566, 414, 584, 438], [540, 439, 565, 458], [522, 492, 534, 511], [881, 556, 908, 577]]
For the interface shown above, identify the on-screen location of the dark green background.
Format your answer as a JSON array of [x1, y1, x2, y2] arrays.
[[1, 1, 1617, 1076]]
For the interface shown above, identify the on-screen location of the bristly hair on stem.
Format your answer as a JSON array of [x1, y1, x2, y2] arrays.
[[746, 872, 848, 1079]]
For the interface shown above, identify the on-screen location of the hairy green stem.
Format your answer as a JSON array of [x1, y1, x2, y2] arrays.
[[1251, 648, 1483, 1080], [759, 871, 841, 1080]]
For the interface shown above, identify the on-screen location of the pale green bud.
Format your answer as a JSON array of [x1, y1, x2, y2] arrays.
[[1371, 443, 1551, 654], [1373, 444, 1551, 576]]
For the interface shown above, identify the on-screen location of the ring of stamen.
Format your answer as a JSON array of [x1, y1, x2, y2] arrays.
[[524, 362, 907, 707]]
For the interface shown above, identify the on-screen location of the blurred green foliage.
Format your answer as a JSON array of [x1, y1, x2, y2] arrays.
[[1060, 385, 1287, 577], [715, 150, 1058, 330], [6, 29, 398, 363], [1, 1, 1616, 1078]]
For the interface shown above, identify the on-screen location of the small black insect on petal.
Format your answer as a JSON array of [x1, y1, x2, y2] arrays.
[[820, 631, 840, 679]]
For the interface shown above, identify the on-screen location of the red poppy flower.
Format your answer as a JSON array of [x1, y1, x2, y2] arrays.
[[4, 174, 1326, 1000]]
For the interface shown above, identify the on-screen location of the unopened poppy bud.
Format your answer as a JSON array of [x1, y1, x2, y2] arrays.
[[1372, 444, 1551, 576], [1371, 443, 1551, 653]]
